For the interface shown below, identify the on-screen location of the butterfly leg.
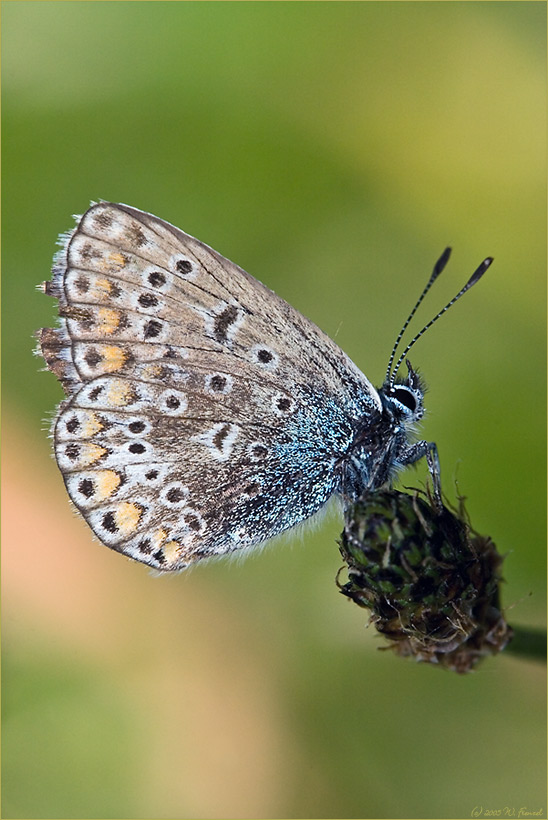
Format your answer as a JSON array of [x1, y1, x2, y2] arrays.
[[425, 444, 443, 510], [400, 439, 442, 501]]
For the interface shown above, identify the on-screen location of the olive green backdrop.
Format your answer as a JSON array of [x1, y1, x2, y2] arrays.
[[2, 2, 546, 819]]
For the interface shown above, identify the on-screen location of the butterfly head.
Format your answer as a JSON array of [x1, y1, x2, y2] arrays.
[[379, 359, 426, 426]]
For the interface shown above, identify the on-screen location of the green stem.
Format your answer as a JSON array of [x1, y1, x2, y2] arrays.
[[505, 625, 546, 663]]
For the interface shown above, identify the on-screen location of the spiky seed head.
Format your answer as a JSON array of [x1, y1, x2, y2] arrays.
[[338, 489, 512, 673]]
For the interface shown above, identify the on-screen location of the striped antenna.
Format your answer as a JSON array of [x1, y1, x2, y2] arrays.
[[388, 255, 494, 385], [384, 247, 452, 385]]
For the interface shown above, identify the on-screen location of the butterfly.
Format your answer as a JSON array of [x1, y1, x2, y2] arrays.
[[38, 202, 491, 572]]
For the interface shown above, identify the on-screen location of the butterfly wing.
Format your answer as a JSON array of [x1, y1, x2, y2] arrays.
[[39, 202, 381, 571]]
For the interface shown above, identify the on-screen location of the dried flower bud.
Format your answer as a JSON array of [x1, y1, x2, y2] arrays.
[[338, 489, 512, 673]]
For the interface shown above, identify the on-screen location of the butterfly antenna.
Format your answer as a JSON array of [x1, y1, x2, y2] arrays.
[[389, 255, 494, 385], [384, 247, 452, 384]]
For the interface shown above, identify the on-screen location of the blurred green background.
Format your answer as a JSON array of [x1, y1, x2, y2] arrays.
[[2, 2, 546, 819]]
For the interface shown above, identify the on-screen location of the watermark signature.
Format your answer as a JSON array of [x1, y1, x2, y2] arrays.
[[471, 809, 544, 819]]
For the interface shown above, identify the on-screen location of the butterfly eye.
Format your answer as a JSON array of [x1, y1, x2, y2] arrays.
[[392, 387, 417, 412]]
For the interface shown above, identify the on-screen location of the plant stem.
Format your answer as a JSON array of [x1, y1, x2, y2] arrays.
[[505, 626, 546, 663]]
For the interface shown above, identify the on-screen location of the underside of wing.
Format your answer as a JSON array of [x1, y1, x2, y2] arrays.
[[39, 201, 380, 411], [54, 372, 345, 570], [38, 202, 381, 570]]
